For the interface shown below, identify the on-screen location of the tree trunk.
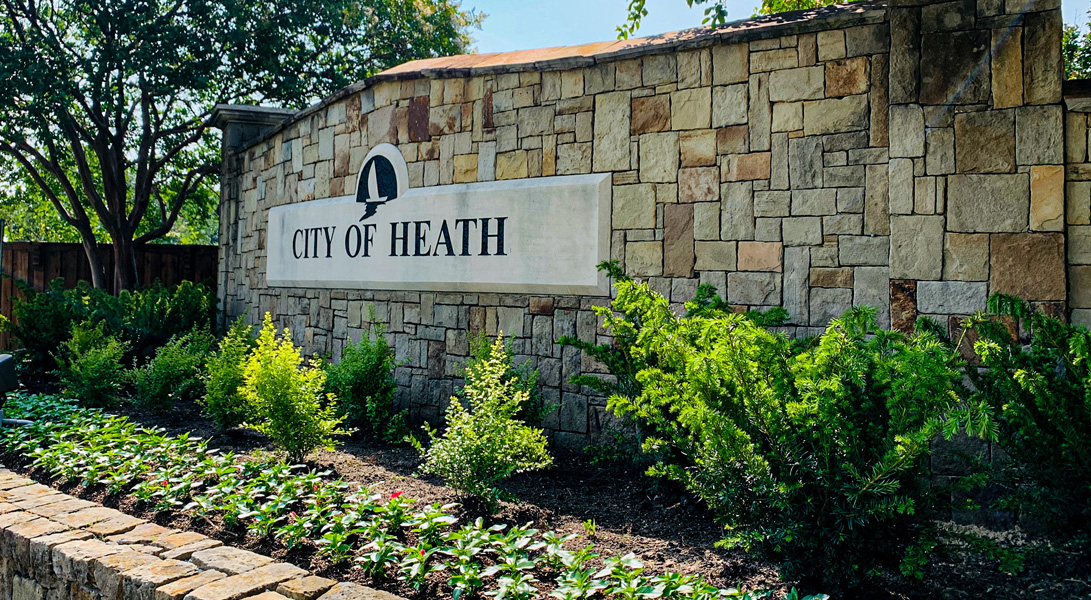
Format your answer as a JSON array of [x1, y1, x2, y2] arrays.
[[76, 229, 108, 290], [112, 235, 140, 291]]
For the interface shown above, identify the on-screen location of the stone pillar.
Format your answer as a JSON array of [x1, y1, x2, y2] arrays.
[[211, 105, 295, 327], [886, 0, 1066, 333]]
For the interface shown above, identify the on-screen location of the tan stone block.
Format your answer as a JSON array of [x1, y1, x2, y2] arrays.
[[453, 155, 477, 184], [612, 184, 656, 229], [810, 267, 854, 288], [639, 132, 680, 182], [890, 215, 943, 280], [737, 241, 783, 272], [677, 49, 706, 88], [626, 242, 663, 276], [664, 204, 695, 277], [124, 560, 202, 600], [768, 66, 824, 102], [990, 233, 1065, 301], [693, 203, 721, 240], [751, 49, 797, 72], [802, 95, 868, 136], [817, 30, 846, 61], [992, 28, 1023, 109], [1030, 165, 1064, 231], [712, 84, 748, 127], [495, 150, 528, 180], [615, 59, 642, 89], [183, 563, 307, 600], [954, 110, 1015, 174], [1071, 266, 1091, 309], [594, 91, 631, 171], [771, 103, 803, 132], [556, 142, 592, 175], [190, 547, 273, 576], [88, 513, 144, 536], [276, 577, 337, 600], [1068, 180, 1091, 225], [316, 583, 403, 600], [717, 125, 748, 155], [1069, 226, 1091, 264], [93, 551, 162, 600], [670, 88, 711, 130], [428, 104, 460, 136], [561, 70, 584, 98], [150, 532, 209, 552], [680, 130, 716, 167], [712, 43, 749, 85], [825, 57, 869, 97], [679, 167, 719, 203], [631, 95, 670, 135], [695, 241, 737, 270], [944, 233, 989, 281], [158, 572, 227, 600], [725, 153, 771, 182]]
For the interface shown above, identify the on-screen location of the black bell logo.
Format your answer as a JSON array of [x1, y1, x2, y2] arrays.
[[356, 154, 399, 221]]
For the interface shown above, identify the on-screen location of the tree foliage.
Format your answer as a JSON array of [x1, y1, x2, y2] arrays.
[[1064, 20, 1091, 80], [618, 0, 849, 39], [0, 0, 481, 288]]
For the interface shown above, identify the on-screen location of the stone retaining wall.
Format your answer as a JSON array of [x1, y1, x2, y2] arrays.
[[214, 0, 1069, 455], [0, 468, 399, 600]]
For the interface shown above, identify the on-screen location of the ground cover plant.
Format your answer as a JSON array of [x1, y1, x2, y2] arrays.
[[0, 392, 825, 600], [572, 278, 993, 589]]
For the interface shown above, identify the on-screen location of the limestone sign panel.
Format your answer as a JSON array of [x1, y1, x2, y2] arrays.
[[267, 144, 612, 295]]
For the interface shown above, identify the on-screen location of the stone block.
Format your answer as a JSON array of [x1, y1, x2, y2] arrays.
[[680, 130, 717, 167], [717, 125, 749, 155], [751, 49, 797, 72], [453, 155, 477, 184], [803, 95, 869, 136], [721, 182, 755, 240], [810, 267, 853, 288], [54, 539, 126, 584], [944, 233, 989, 281], [737, 241, 782, 272], [947, 174, 1029, 232], [854, 266, 891, 327], [791, 189, 837, 216], [823, 213, 862, 235], [864, 164, 890, 235], [917, 281, 987, 314], [817, 30, 846, 61], [631, 95, 670, 135], [925, 127, 954, 175], [183, 563, 307, 600], [679, 167, 719, 203], [1072, 266, 1091, 308], [1023, 10, 1062, 105], [810, 287, 853, 326], [990, 233, 1065, 301], [712, 43, 749, 85], [317, 583, 403, 600], [890, 215, 944, 280], [612, 184, 655, 229], [954, 110, 1015, 174], [755, 191, 790, 217], [889, 8, 920, 105], [788, 136, 823, 188], [920, 30, 990, 105], [1069, 180, 1091, 225], [626, 242, 663, 276], [1030, 165, 1064, 231], [783, 246, 810, 324], [1016, 105, 1063, 166], [755, 218, 782, 241], [992, 27, 1023, 109], [1069, 226, 1091, 265], [890, 279, 918, 333], [768, 67, 824, 102], [825, 57, 869, 97], [495, 150, 528, 180], [663, 204, 695, 277], [13, 575, 44, 600], [670, 88, 711, 130], [694, 242, 736, 271], [839, 235, 889, 266], [643, 54, 676, 86], [727, 272, 781, 305], [712, 84, 749, 127], [725, 153, 771, 182], [771, 102, 803, 133], [124, 560, 202, 600], [496, 307, 524, 337], [639, 133, 679, 182], [889, 104, 925, 158], [161, 539, 222, 561], [593, 91, 631, 171], [693, 202, 721, 240], [190, 547, 273, 576], [781, 217, 822, 246]]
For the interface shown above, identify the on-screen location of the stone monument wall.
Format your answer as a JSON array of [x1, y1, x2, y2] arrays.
[[215, 0, 1071, 451]]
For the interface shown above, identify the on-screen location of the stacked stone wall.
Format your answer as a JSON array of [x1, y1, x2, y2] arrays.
[[217, 0, 1069, 451]]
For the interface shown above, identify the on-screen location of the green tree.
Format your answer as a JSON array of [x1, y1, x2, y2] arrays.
[[1064, 19, 1091, 79], [0, 0, 481, 289], [618, 0, 847, 39]]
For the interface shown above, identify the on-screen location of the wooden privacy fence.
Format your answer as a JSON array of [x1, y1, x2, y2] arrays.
[[0, 242, 218, 350]]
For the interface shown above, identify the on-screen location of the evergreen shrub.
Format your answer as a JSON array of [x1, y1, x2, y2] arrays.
[[201, 316, 255, 431]]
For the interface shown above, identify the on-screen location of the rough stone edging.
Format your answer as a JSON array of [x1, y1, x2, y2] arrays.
[[0, 467, 402, 600]]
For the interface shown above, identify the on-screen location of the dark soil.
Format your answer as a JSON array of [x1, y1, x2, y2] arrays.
[[6, 398, 1090, 600]]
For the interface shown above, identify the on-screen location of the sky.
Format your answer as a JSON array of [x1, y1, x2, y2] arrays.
[[465, 0, 1091, 55]]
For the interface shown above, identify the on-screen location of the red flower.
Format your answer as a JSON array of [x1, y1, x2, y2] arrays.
[[290, 511, 297, 519], [420, 549, 425, 555], [391, 491, 403, 499]]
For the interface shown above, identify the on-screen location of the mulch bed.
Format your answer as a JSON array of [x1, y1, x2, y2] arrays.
[[4, 397, 1090, 600]]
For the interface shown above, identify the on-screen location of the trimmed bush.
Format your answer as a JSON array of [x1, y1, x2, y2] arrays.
[[201, 316, 256, 431], [324, 321, 405, 441], [131, 330, 215, 412], [969, 294, 1091, 547], [54, 321, 129, 407], [417, 335, 552, 509], [242, 314, 350, 462], [579, 279, 989, 588]]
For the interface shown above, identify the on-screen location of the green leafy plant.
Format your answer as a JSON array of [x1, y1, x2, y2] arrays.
[[241, 313, 351, 462], [324, 319, 406, 441], [131, 330, 215, 411], [201, 316, 256, 431], [968, 294, 1091, 548], [417, 335, 552, 509], [583, 279, 990, 588], [2, 279, 82, 377], [54, 321, 130, 407], [465, 331, 552, 425]]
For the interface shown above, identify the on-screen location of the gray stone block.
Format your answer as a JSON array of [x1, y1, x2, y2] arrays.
[[916, 281, 987, 314]]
